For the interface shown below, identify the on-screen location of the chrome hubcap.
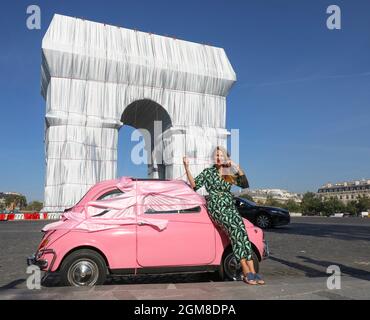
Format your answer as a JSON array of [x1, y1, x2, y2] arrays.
[[224, 254, 242, 281], [257, 215, 270, 228], [68, 260, 99, 286]]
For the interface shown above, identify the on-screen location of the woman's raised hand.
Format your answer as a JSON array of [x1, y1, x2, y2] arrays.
[[183, 156, 195, 188], [229, 159, 237, 168], [229, 160, 244, 175], [183, 156, 190, 168]]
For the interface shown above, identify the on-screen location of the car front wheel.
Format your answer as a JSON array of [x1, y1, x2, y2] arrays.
[[256, 213, 272, 229], [220, 249, 259, 281], [59, 249, 107, 287]]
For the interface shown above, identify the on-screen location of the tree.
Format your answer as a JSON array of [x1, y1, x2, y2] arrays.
[[265, 195, 284, 207], [5, 194, 27, 210], [322, 197, 346, 217], [282, 199, 301, 212], [24, 201, 44, 211], [301, 192, 323, 215], [346, 200, 358, 215], [356, 195, 370, 214], [239, 193, 254, 202]]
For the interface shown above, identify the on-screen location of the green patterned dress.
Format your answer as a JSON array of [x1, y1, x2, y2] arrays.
[[194, 165, 252, 261]]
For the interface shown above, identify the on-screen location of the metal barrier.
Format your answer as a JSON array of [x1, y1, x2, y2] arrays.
[[0, 212, 62, 221]]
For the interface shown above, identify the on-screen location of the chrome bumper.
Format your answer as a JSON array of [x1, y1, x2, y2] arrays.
[[262, 240, 270, 259], [27, 254, 48, 269], [26, 249, 57, 271]]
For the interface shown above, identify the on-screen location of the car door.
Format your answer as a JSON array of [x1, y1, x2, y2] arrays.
[[235, 198, 258, 223], [85, 187, 137, 270], [136, 203, 216, 267]]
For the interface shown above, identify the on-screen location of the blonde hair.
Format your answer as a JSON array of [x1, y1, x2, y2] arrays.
[[213, 145, 230, 160], [213, 146, 237, 184]]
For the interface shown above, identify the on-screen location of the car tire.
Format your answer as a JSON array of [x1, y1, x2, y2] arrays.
[[59, 249, 107, 287], [256, 213, 272, 229], [219, 248, 259, 281]]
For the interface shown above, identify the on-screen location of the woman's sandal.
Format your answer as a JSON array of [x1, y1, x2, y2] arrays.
[[242, 273, 258, 285], [254, 273, 265, 285]]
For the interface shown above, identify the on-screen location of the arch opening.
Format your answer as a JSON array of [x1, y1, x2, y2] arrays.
[[118, 99, 173, 180]]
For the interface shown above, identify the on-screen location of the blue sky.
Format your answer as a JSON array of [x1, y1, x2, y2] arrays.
[[0, 0, 369, 202]]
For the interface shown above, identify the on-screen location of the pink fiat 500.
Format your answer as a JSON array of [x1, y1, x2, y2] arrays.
[[27, 177, 269, 286]]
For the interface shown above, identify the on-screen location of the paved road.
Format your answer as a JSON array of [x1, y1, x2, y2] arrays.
[[0, 217, 369, 299]]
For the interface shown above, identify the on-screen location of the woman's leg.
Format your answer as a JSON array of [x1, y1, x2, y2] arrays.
[[231, 210, 265, 283], [209, 202, 265, 284], [240, 258, 256, 275], [223, 207, 266, 283], [210, 207, 255, 277], [226, 207, 253, 263]]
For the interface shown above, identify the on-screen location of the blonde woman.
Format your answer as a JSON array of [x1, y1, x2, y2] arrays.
[[183, 146, 265, 285]]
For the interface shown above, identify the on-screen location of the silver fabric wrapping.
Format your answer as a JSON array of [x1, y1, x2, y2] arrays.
[[41, 14, 236, 212]]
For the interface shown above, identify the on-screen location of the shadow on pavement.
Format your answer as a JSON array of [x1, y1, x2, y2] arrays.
[[268, 256, 326, 278], [41, 273, 62, 287], [106, 271, 220, 286], [267, 223, 370, 242], [0, 279, 26, 289], [297, 256, 370, 281], [40, 271, 220, 287], [269, 255, 370, 281]]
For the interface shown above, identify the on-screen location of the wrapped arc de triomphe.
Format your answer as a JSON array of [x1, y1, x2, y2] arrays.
[[41, 14, 236, 212]]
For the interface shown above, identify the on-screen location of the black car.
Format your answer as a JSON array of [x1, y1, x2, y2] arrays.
[[233, 196, 290, 229]]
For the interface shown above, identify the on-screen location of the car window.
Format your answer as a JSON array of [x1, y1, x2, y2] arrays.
[[144, 206, 201, 214], [241, 198, 256, 206], [97, 189, 124, 200], [92, 209, 110, 217], [235, 198, 255, 208]]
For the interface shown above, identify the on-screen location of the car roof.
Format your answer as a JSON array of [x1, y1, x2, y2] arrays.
[[93, 177, 170, 186]]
